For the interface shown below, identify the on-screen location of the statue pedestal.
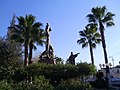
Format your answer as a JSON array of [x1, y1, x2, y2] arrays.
[[38, 57, 55, 64]]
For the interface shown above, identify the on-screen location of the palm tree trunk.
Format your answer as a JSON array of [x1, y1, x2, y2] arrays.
[[24, 42, 28, 66], [89, 40, 94, 65], [99, 21, 109, 69], [29, 41, 33, 65], [99, 21, 110, 88]]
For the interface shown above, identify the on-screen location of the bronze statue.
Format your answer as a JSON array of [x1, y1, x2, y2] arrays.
[[68, 52, 79, 65], [39, 23, 54, 64]]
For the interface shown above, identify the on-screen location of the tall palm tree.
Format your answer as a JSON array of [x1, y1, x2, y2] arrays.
[[86, 6, 115, 80], [9, 14, 45, 66], [77, 24, 101, 65]]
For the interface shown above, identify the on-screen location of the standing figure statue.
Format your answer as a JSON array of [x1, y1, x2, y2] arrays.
[[68, 52, 79, 65], [45, 23, 51, 53], [39, 23, 54, 64]]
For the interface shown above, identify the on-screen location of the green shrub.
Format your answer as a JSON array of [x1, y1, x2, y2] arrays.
[[55, 79, 93, 90], [13, 76, 53, 90], [12, 63, 96, 87], [0, 80, 12, 90], [11, 67, 26, 82], [25, 64, 79, 86], [77, 62, 96, 76]]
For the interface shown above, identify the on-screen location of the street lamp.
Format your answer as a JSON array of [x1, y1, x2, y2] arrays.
[[99, 63, 112, 69], [99, 63, 112, 88], [109, 56, 114, 67]]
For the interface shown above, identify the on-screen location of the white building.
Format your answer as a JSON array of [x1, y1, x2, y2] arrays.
[[100, 65, 120, 78]]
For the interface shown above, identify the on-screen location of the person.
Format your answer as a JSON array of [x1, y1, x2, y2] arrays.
[[68, 52, 79, 65]]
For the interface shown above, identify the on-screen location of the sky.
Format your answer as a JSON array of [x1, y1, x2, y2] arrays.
[[0, 0, 120, 69]]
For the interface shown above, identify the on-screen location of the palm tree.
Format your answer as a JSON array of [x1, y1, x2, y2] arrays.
[[77, 24, 101, 65], [9, 14, 45, 66], [29, 27, 45, 64], [86, 6, 115, 83], [9, 15, 29, 66]]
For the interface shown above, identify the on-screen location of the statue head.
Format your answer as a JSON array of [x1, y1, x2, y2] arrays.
[[71, 52, 73, 55]]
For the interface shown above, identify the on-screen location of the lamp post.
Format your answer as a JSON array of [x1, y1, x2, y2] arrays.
[[99, 63, 112, 88], [109, 56, 114, 67], [99, 63, 112, 69]]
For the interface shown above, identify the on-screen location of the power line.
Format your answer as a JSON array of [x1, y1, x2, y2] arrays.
[[111, 51, 120, 56]]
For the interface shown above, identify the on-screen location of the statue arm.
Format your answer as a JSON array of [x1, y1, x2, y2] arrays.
[[76, 53, 80, 55]]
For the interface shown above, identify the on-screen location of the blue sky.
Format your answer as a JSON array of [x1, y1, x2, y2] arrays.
[[0, 0, 120, 68]]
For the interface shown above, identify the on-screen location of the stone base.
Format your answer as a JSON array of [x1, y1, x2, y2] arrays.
[[38, 58, 55, 64]]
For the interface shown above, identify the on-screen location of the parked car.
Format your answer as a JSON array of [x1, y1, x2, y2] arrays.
[[111, 78, 120, 82]]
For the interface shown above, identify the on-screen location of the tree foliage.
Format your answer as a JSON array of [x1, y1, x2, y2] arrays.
[[0, 37, 23, 70], [9, 14, 45, 66], [0, 37, 23, 81]]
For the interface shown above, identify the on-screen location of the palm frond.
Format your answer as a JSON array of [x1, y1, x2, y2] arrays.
[[86, 14, 96, 22], [95, 39, 101, 44], [91, 7, 100, 19], [79, 31, 85, 36], [37, 39, 45, 46], [106, 21, 115, 27], [94, 32, 101, 37], [33, 22, 43, 28], [77, 38, 86, 44], [82, 42, 88, 48], [25, 14, 35, 26], [17, 16, 26, 27], [101, 6, 106, 17], [102, 12, 115, 23]]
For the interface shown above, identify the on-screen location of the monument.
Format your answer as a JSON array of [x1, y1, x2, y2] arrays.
[[38, 23, 55, 64], [68, 52, 79, 65]]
